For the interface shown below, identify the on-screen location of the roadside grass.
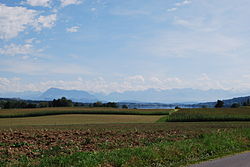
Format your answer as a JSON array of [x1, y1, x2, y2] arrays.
[[167, 108, 250, 122], [0, 107, 171, 118], [4, 128, 250, 167]]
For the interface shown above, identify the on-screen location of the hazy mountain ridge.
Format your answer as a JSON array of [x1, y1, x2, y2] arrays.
[[39, 88, 98, 103], [96, 88, 246, 103], [0, 91, 42, 100], [0, 87, 249, 104]]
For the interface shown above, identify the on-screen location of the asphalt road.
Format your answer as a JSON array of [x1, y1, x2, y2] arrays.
[[189, 151, 250, 167]]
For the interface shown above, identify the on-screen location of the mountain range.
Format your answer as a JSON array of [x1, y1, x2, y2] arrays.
[[40, 88, 97, 102], [0, 87, 249, 104]]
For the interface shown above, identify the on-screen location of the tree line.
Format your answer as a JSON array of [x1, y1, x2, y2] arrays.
[[0, 97, 122, 109], [214, 98, 250, 108]]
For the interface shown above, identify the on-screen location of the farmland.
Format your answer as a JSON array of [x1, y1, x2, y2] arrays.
[[166, 107, 250, 122], [1, 107, 250, 166], [0, 107, 172, 118], [0, 114, 163, 126]]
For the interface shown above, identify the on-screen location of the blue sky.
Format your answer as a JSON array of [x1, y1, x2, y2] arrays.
[[0, 0, 250, 93]]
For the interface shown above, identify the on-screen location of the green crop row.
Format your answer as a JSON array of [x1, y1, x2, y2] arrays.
[[166, 107, 250, 122]]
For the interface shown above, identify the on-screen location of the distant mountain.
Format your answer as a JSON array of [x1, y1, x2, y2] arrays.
[[0, 91, 42, 100], [39, 88, 97, 102], [200, 95, 250, 107], [0, 87, 249, 104], [96, 88, 247, 103]]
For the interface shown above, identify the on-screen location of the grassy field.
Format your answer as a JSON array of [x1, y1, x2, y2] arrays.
[[166, 107, 250, 122], [0, 107, 172, 118], [0, 114, 164, 126]]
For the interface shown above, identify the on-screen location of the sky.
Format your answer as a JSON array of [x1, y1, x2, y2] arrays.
[[1, 0, 250, 93]]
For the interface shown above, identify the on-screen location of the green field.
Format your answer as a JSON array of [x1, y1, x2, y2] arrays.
[[0, 107, 172, 118], [166, 107, 250, 122], [0, 114, 164, 126], [1, 107, 250, 167]]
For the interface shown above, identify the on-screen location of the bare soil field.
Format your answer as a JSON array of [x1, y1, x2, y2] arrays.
[[1, 122, 250, 162]]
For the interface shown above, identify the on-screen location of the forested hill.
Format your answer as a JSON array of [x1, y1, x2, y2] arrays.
[[199, 96, 250, 107]]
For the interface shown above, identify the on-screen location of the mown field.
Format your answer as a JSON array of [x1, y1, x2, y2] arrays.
[[166, 107, 250, 122], [0, 114, 164, 127], [1, 107, 250, 166], [0, 107, 172, 118]]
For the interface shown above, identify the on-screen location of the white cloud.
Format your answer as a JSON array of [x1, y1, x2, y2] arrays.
[[198, 73, 210, 81], [0, 43, 34, 56], [165, 0, 191, 14], [26, 0, 51, 7], [66, 26, 80, 32], [0, 4, 57, 39], [25, 38, 35, 44], [0, 74, 242, 93], [0, 77, 23, 92], [174, 17, 217, 32], [91, 8, 97, 12], [60, 0, 82, 7], [149, 77, 162, 84], [0, 4, 37, 39], [126, 75, 145, 83], [1, 72, 250, 93], [175, 0, 192, 6], [167, 8, 177, 12], [34, 14, 57, 31]]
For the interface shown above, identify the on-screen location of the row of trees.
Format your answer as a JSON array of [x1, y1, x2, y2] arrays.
[[91, 101, 118, 108], [0, 97, 122, 109], [49, 97, 73, 107], [0, 97, 73, 109], [0, 100, 37, 109]]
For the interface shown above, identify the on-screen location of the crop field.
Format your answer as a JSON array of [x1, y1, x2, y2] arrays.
[[166, 107, 250, 122], [0, 114, 164, 127], [1, 122, 250, 166], [0, 107, 172, 118], [1, 107, 250, 166]]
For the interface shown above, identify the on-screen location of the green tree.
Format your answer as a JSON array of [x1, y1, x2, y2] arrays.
[[201, 105, 208, 108], [175, 106, 181, 109], [122, 104, 128, 109], [39, 102, 49, 108], [93, 101, 103, 107], [215, 100, 224, 108], [50, 97, 73, 107], [231, 103, 240, 108]]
